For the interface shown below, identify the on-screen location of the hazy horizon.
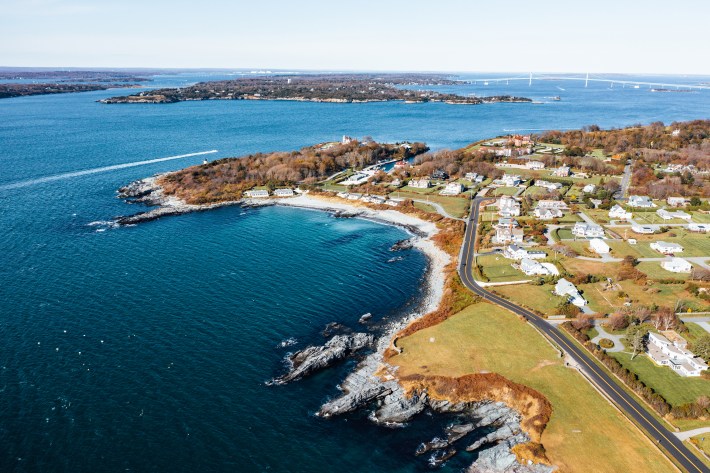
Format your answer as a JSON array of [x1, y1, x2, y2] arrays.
[[2, 0, 709, 75]]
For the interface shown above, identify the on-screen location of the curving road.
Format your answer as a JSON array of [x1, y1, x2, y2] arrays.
[[458, 197, 708, 473]]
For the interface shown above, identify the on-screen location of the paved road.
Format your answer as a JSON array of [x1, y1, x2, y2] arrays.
[[458, 197, 708, 473], [619, 163, 632, 198]]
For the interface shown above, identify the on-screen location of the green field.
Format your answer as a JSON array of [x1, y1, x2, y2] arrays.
[[636, 261, 690, 281], [690, 434, 710, 459], [494, 283, 566, 315], [554, 228, 575, 240], [490, 186, 520, 196], [388, 191, 471, 218], [391, 303, 676, 473], [476, 254, 527, 282], [605, 240, 660, 258], [609, 352, 710, 406]]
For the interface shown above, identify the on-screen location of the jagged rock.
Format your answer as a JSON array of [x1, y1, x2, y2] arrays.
[[332, 210, 362, 219], [370, 387, 427, 425], [466, 424, 525, 452], [274, 333, 374, 384], [429, 448, 457, 468], [468, 441, 554, 473], [322, 322, 351, 338], [358, 313, 373, 324], [415, 437, 449, 456], [446, 423, 475, 443], [389, 238, 414, 252]]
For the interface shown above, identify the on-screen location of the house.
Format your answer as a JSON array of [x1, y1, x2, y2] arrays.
[[647, 332, 709, 377], [537, 200, 568, 211], [656, 209, 674, 220], [535, 180, 563, 191], [440, 182, 465, 195], [609, 204, 632, 220], [504, 245, 546, 261], [651, 241, 684, 255], [553, 166, 571, 177], [534, 208, 563, 220], [346, 193, 363, 200], [497, 217, 519, 227], [673, 210, 692, 220], [474, 175, 485, 184], [519, 258, 550, 276], [526, 161, 545, 170], [432, 169, 449, 180], [342, 135, 355, 144], [245, 189, 269, 198], [273, 188, 294, 197], [465, 172, 478, 181], [688, 223, 710, 233], [390, 178, 402, 187], [501, 174, 522, 187], [498, 196, 521, 217], [628, 238, 637, 245], [572, 222, 605, 238], [661, 258, 692, 273], [589, 238, 610, 254], [628, 195, 655, 208], [582, 184, 596, 194], [409, 178, 431, 189], [667, 197, 688, 207], [495, 226, 524, 244], [631, 225, 654, 234], [554, 278, 586, 307]]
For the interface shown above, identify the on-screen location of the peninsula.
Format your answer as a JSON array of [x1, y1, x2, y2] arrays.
[[99, 73, 531, 104], [112, 120, 710, 472], [0, 82, 140, 100]]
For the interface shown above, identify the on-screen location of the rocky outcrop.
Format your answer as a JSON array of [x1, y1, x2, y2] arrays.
[[273, 333, 374, 385], [389, 238, 414, 252]]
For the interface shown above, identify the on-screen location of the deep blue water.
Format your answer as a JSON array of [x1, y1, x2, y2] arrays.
[[1, 72, 709, 473]]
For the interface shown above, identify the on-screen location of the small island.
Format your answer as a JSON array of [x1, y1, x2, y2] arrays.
[[99, 73, 532, 104]]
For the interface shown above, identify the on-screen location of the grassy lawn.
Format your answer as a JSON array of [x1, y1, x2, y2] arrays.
[[555, 228, 575, 240], [476, 254, 527, 283], [691, 212, 710, 223], [388, 191, 470, 218], [490, 186, 520, 196], [493, 283, 566, 316], [627, 231, 710, 257], [390, 302, 675, 473], [413, 201, 438, 214], [636, 261, 690, 281], [609, 352, 710, 406], [690, 434, 710, 459], [634, 212, 687, 225], [563, 241, 601, 258], [523, 186, 551, 197], [606, 240, 660, 258]]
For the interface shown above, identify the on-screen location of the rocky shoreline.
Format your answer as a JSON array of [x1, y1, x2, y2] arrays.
[[113, 177, 552, 472]]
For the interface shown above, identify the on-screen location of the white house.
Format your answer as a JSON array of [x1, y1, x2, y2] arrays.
[[519, 258, 550, 276], [553, 166, 571, 177], [589, 238, 610, 254], [647, 332, 708, 377], [526, 161, 545, 170], [572, 222, 605, 238], [672, 210, 692, 220], [245, 189, 269, 198], [631, 224, 655, 234], [554, 278, 587, 307], [656, 209, 674, 220], [534, 208, 563, 220], [498, 196, 521, 217], [465, 172, 478, 181], [273, 188, 294, 197], [504, 244, 546, 260], [667, 197, 688, 207], [495, 226, 524, 244], [609, 204, 632, 220], [535, 180, 563, 191], [688, 223, 710, 233], [582, 184, 596, 194], [440, 182, 465, 196], [661, 258, 692, 273], [537, 200, 568, 210], [501, 174, 522, 187], [409, 178, 431, 189], [628, 195, 656, 208], [650, 241, 684, 255]]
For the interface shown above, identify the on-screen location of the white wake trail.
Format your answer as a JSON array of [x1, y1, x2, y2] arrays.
[[0, 150, 218, 191]]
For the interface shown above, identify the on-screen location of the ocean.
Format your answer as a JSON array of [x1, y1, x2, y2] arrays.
[[0, 72, 708, 472]]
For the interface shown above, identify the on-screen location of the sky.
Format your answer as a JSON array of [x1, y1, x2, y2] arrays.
[[2, 0, 709, 74]]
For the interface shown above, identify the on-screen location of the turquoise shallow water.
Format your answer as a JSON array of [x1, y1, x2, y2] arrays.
[[0, 73, 709, 472]]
